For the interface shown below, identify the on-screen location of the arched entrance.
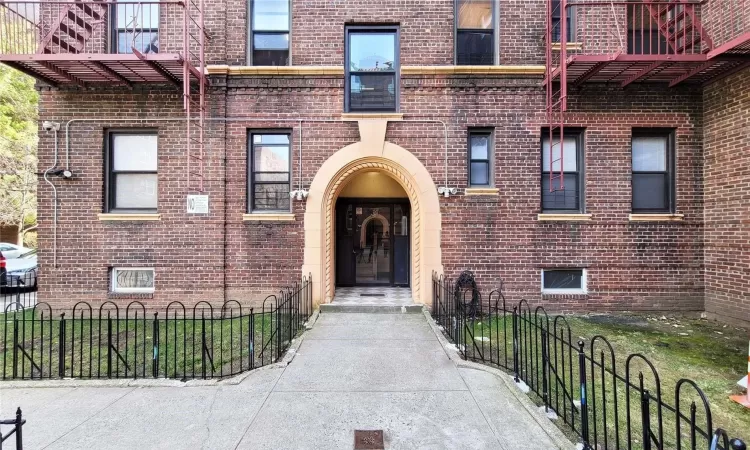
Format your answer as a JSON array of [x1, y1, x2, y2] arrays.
[[302, 125, 442, 307]]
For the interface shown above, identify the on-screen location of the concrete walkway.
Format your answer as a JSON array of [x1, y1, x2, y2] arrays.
[[0, 310, 573, 450]]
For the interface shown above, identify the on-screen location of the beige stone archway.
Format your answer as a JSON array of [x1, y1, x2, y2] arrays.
[[302, 122, 443, 306]]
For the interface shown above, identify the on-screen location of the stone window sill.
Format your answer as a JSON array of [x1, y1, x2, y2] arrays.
[[537, 213, 592, 221], [629, 213, 684, 222], [551, 42, 583, 51], [243, 213, 296, 222], [340, 113, 404, 121], [465, 187, 500, 196], [98, 213, 161, 221]]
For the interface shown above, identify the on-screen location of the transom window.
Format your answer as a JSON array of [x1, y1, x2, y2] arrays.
[[345, 26, 399, 112], [111, 267, 155, 293], [456, 0, 494, 65], [541, 132, 584, 212], [250, 0, 290, 65], [542, 269, 586, 294], [468, 130, 492, 186], [114, 0, 159, 54], [631, 131, 675, 212], [249, 132, 291, 211], [106, 132, 158, 213]]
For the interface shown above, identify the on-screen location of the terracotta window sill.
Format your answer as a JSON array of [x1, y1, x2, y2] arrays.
[[464, 187, 500, 196], [629, 213, 684, 222], [551, 42, 583, 51], [537, 213, 592, 221], [340, 113, 404, 121], [243, 213, 296, 222], [98, 213, 161, 221]]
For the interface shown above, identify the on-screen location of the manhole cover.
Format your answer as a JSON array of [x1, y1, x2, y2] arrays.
[[354, 430, 384, 449], [360, 293, 386, 297]]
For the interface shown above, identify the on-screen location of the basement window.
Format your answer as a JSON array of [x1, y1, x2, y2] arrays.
[[542, 269, 586, 294], [111, 268, 155, 293]]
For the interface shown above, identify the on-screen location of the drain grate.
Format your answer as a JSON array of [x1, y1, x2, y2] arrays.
[[359, 293, 386, 297], [354, 430, 384, 449]]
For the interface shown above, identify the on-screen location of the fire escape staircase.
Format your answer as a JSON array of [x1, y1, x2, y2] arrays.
[[544, 0, 750, 193], [0, 0, 208, 193]]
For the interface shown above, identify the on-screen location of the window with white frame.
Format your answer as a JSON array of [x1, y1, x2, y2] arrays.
[[106, 131, 158, 213], [541, 269, 586, 294], [111, 268, 155, 293]]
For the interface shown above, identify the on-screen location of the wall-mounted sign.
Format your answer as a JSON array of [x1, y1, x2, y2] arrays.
[[356, 207, 363, 215], [187, 195, 209, 214]]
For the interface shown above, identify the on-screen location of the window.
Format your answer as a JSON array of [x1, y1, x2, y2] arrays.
[[456, 0, 494, 65], [631, 131, 675, 212], [114, 0, 159, 54], [468, 130, 492, 186], [106, 132, 158, 213], [627, 5, 670, 54], [250, 0, 290, 65], [551, 0, 574, 43], [345, 26, 399, 112], [542, 269, 586, 294], [111, 268, 155, 293], [249, 132, 291, 211], [541, 132, 584, 212]]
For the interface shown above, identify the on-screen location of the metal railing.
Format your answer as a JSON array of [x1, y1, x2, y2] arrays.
[[1, 269, 37, 311], [0, 408, 25, 450], [0, 275, 312, 380], [432, 273, 747, 450]]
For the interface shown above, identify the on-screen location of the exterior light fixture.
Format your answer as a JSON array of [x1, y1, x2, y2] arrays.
[[437, 187, 457, 198], [289, 189, 309, 201]]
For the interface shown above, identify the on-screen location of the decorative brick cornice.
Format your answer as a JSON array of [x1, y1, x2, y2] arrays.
[[206, 65, 344, 76], [206, 65, 546, 77], [401, 65, 545, 76]]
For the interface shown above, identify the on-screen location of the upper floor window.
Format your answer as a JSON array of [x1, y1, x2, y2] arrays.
[[105, 131, 158, 213], [345, 26, 399, 112], [249, 132, 291, 211], [541, 131, 584, 212], [456, 0, 494, 65], [250, 0, 290, 65], [631, 131, 675, 213], [551, 0, 574, 43], [468, 130, 493, 187], [114, 1, 160, 53]]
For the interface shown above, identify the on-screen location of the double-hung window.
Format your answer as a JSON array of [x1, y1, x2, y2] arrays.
[[541, 132, 584, 212], [550, 0, 574, 43], [345, 26, 399, 112], [468, 130, 492, 186], [456, 0, 494, 65], [249, 132, 291, 211], [250, 0, 290, 65], [114, 0, 160, 54], [106, 131, 158, 213], [631, 131, 675, 212]]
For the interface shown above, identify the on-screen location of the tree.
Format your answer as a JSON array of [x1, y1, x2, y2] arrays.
[[0, 64, 38, 246]]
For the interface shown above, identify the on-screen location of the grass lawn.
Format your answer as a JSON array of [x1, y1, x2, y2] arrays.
[[455, 311, 749, 448]]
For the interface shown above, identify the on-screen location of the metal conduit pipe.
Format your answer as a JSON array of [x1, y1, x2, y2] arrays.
[[42, 125, 60, 267]]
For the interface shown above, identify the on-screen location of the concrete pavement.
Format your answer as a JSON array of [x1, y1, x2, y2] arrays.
[[0, 310, 573, 450]]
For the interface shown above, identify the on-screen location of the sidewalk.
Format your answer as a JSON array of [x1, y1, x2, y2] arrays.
[[0, 310, 573, 449]]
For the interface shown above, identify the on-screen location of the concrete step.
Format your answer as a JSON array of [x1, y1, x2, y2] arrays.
[[320, 303, 424, 314]]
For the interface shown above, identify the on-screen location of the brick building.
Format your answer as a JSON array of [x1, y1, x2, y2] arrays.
[[0, 0, 748, 323]]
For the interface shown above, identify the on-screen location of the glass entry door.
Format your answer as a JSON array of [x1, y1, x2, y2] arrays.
[[335, 199, 410, 287]]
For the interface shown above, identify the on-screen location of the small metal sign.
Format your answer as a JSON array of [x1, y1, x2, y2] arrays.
[[356, 207, 363, 215], [187, 195, 209, 214], [354, 430, 384, 450]]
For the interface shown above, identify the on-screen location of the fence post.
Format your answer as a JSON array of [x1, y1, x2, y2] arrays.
[[151, 313, 159, 378], [578, 340, 590, 449], [107, 316, 113, 378], [12, 317, 19, 379], [541, 330, 549, 412], [201, 316, 207, 380], [641, 388, 652, 450], [14, 407, 23, 450], [249, 310, 255, 370], [512, 306, 519, 382], [58, 313, 66, 378]]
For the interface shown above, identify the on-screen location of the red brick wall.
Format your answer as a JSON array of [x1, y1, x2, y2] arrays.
[[703, 68, 750, 325], [36, 76, 706, 315]]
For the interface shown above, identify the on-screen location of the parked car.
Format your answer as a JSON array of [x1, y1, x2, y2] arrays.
[[0, 243, 32, 259], [3, 249, 37, 292]]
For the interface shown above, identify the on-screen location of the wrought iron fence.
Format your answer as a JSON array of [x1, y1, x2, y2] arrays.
[[432, 272, 747, 450], [1, 269, 37, 311], [0, 407, 25, 450], [0, 276, 312, 381]]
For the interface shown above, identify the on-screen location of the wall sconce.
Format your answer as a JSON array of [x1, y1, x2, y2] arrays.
[[289, 189, 309, 201], [437, 187, 457, 198]]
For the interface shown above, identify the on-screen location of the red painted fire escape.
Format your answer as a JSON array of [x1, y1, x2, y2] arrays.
[[545, 0, 750, 191], [0, 0, 208, 193]]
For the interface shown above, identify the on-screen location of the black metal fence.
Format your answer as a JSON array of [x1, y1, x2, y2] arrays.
[[1, 276, 313, 380], [1, 269, 37, 311], [0, 408, 25, 450], [432, 273, 747, 450]]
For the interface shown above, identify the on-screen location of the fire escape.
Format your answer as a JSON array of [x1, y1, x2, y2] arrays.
[[0, 0, 208, 193], [544, 0, 750, 191]]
